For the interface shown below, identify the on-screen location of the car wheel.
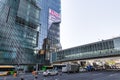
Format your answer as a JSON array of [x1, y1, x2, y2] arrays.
[[48, 73, 50, 76]]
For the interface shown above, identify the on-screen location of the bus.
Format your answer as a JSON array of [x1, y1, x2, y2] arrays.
[[42, 66, 53, 71], [0, 65, 16, 76], [53, 64, 66, 72]]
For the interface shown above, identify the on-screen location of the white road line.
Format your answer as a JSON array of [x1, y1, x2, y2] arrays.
[[92, 73, 102, 75], [93, 73, 120, 80], [109, 73, 119, 76]]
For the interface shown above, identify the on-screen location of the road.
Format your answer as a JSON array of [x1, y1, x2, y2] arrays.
[[0, 71, 120, 80]]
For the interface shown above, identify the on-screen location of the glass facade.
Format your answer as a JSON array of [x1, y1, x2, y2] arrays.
[[51, 37, 120, 63], [38, 0, 61, 64], [0, 0, 40, 64]]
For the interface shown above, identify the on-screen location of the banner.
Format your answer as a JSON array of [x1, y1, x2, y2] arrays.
[[48, 8, 61, 29]]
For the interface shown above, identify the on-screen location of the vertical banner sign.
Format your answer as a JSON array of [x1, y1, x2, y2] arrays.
[[48, 8, 61, 29]]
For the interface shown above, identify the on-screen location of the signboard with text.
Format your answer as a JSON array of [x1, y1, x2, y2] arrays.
[[48, 8, 61, 29]]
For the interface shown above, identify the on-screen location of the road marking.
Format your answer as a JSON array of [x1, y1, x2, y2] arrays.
[[93, 73, 119, 80], [109, 73, 118, 76], [0, 77, 17, 80], [4, 77, 6, 80], [23, 74, 33, 77], [92, 73, 102, 75]]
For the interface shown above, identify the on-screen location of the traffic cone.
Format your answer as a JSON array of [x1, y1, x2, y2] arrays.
[[13, 73, 17, 77], [32, 71, 35, 76]]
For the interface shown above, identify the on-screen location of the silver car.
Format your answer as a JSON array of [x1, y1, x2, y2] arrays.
[[43, 69, 58, 76]]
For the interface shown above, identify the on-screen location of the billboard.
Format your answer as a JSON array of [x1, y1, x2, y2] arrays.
[[48, 8, 61, 29]]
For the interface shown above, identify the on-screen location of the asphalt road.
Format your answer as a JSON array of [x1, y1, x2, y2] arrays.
[[0, 71, 120, 80]]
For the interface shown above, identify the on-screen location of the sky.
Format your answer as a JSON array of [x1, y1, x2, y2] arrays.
[[60, 0, 120, 49]]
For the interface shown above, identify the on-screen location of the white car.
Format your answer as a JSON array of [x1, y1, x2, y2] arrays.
[[43, 69, 58, 76]]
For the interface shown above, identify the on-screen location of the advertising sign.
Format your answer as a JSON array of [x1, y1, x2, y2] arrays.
[[48, 8, 61, 29]]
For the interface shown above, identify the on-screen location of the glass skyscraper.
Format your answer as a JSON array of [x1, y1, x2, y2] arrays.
[[38, 0, 62, 64], [0, 0, 40, 64]]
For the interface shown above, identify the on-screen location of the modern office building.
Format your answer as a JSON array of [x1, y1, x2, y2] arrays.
[[38, 0, 61, 64], [0, 0, 40, 65], [51, 37, 120, 64]]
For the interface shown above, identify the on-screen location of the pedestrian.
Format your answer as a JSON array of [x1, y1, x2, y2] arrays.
[[60, 71, 62, 76]]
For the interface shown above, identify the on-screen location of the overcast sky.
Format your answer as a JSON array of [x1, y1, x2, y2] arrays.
[[60, 0, 120, 49]]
